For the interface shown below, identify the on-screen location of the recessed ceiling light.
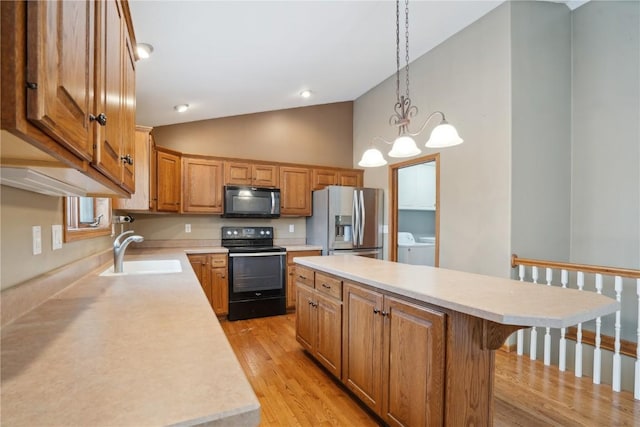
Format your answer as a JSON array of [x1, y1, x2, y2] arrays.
[[174, 104, 189, 113], [136, 43, 154, 59], [300, 90, 312, 99]]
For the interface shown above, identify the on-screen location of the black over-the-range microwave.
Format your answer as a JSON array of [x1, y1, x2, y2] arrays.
[[222, 185, 281, 218]]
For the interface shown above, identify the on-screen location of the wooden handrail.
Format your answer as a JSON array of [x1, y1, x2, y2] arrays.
[[511, 254, 640, 279]]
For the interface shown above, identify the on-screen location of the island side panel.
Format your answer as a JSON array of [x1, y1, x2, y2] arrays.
[[445, 311, 495, 426]]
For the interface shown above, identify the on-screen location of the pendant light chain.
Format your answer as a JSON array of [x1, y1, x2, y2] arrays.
[[395, 0, 400, 103], [404, 0, 410, 100]]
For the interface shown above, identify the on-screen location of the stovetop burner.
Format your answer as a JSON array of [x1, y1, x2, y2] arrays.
[[221, 226, 285, 252]]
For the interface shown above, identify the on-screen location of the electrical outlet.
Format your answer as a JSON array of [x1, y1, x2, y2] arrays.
[[185, 224, 191, 233], [289, 224, 294, 233], [32, 225, 42, 255], [52, 224, 63, 250]]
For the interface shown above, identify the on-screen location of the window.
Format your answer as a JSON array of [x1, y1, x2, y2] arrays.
[[64, 197, 112, 242]]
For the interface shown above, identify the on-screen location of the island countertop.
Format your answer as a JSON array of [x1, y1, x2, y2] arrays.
[[0, 249, 260, 427], [294, 255, 619, 328]]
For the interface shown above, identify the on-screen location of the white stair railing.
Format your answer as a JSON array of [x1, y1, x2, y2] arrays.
[[511, 255, 640, 399]]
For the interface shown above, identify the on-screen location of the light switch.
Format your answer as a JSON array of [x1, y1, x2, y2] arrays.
[[52, 224, 63, 250], [289, 224, 295, 233], [32, 226, 42, 255]]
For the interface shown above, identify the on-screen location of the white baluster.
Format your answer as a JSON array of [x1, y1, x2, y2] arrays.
[[575, 271, 584, 377], [530, 267, 539, 361], [517, 265, 525, 356], [593, 274, 603, 384], [559, 269, 568, 372], [635, 279, 640, 400], [612, 276, 623, 392], [544, 268, 552, 366]]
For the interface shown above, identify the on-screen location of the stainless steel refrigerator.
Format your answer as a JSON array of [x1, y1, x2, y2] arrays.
[[306, 186, 384, 258]]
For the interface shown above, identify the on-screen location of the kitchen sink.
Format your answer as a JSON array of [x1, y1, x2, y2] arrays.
[[99, 259, 182, 276]]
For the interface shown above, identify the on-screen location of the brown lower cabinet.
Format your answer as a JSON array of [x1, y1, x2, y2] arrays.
[[187, 254, 228, 316], [296, 270, 446, 427], [286, 250, 321, 309], [295, 267, 343, 379]]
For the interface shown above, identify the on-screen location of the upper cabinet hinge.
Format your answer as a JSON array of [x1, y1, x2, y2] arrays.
[[26, 82, 38, 89]]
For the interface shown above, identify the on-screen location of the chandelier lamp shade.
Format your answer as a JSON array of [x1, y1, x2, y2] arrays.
[[358, 0, 463, 168]]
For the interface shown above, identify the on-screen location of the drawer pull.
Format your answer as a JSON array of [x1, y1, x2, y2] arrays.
[[322, 283, 331, 289], [298, 275, 307, 280]]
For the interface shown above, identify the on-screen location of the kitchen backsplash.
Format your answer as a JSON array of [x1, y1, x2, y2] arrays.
[[120, 214, 307, 246]]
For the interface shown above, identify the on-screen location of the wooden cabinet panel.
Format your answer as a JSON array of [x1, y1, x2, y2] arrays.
[[211, 264, 228, 316], [113, 126, 152, 211], [188, 254, 211, 305], [315, 272, 342, 300], [224, 161, 252, 186], [295, 284, 315, 352], [286, 251, 320, 309], [280, 166, 311, 216], [253, 164, 279, 187], [156, 150, 181, 212], [120, 32, 136, 192], [225, 161, 278, 187], [26, 0, 95, 161], [93, 0, 124, 185], [188, 253, 228, 316], [295, 269, 343, 378], [339, 170, 363, 187], [312, 168, 364, 191], [182, 157, 223, 213], [315, 292, 342, 378], [312, 169, 338, 190], [343, 282, 384, 413], [382, 296, 445, 427]]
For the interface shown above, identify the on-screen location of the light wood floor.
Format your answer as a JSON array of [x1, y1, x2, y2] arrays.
[[221, 314, 640, 426]]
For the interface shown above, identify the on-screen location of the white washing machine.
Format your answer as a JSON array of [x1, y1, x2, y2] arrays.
[[397, 232, 435, 266]]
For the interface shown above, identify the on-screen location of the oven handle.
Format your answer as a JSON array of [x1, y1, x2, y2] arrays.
[[229, 252, 286, 258]]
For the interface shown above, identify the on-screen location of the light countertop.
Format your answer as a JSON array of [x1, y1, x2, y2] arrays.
[[1, 249, 260, 426], [294, 255, 619, 328]]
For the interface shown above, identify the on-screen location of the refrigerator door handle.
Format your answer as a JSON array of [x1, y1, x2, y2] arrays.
[[359, 190, 365, 245], [352, 189, 359, 246]]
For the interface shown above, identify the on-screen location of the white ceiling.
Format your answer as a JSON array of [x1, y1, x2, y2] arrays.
[[129, 1, 585, 128]]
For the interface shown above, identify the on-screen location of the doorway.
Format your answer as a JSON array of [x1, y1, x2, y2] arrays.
[[389, 154, 439, 266]]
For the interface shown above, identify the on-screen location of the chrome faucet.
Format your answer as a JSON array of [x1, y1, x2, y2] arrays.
[[113, 230, 144, 273]]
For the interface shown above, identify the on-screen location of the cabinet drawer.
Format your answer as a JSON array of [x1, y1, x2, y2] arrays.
[[210, 254, 227, 267], [295, 266, 315, 288], [315, 273, 342, 300]]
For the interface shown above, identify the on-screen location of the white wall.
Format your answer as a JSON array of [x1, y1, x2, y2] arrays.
[[510, 1, 572, 262], [354, 2, 513, 277], [571, 0, 640, 270]]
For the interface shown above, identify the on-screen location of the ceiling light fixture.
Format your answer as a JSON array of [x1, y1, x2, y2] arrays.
[[358, 0, 463, 168], [136, 43, 154, 60], [300, 90, 312, 98], [174, 104, 189, 113]]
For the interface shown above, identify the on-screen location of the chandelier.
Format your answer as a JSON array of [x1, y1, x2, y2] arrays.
[[358, 0, 463, 168]]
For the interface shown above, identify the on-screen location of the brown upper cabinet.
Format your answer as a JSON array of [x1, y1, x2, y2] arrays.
[[1, 0, 138, 196], [224, 161, 279, 188], [155, 148, 181, 212], [182, 156, 224, 213], [280, 166, 311, 216], [311, 168, 363, 191], [113, 126, 153, 211]]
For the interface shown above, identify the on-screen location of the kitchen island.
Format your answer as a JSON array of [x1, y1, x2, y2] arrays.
[[294, 255, 619, 426], [0, 249, 260, 426]]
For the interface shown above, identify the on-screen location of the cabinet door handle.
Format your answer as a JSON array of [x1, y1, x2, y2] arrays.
[[381, 311, 389, 317], [121, 154, 134, 165], [89, 113, 107, 126], [373, 308, 380, 315]]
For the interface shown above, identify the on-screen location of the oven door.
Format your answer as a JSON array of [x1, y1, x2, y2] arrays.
[[228, 252, 286, 301]]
